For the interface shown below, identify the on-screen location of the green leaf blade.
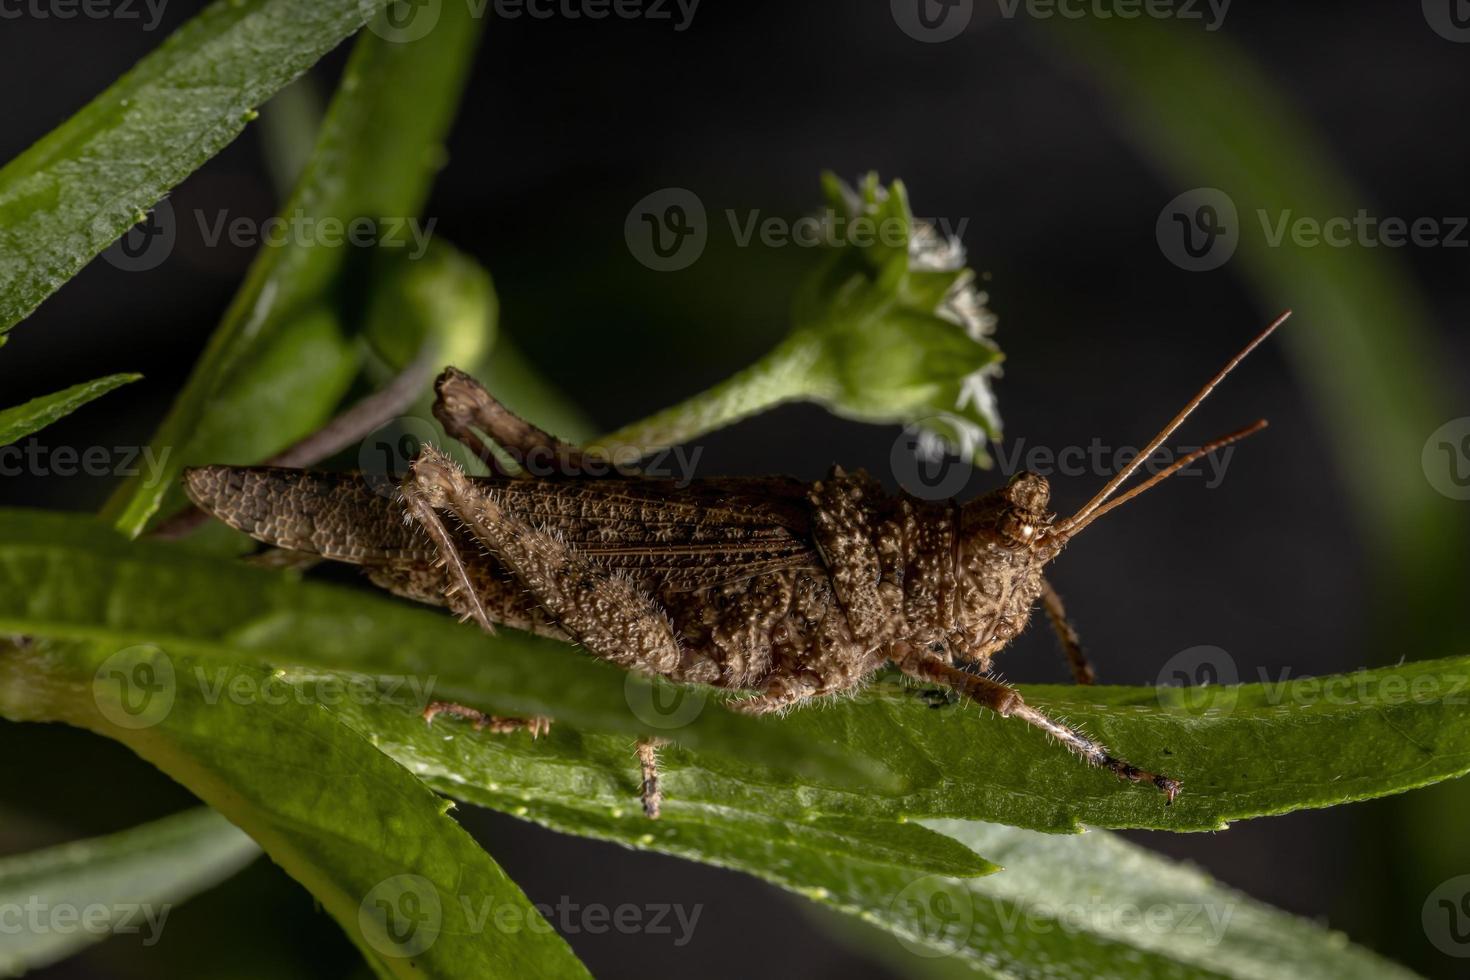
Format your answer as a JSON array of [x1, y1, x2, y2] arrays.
[[102, 4, 485, 536], [270, 672, 1417, 979], [0, 808, 260, 976], [863, 819, 1417, 979], [0, 0, 398, 334], [0, 373, 140, 447], [0, 642, 592, 980]]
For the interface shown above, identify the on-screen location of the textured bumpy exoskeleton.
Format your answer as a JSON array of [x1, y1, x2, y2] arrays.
[[185, 315, 1289, 818]]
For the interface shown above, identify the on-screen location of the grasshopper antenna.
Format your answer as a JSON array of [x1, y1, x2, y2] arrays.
[[1048, 310, 1291, 542]]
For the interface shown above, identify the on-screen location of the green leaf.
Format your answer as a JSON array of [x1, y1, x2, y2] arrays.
[[0, 641, 591, 980], [102, 4, 484, 536], [846, 820, 1414, 979], [0, 808, 260, 976], [284, 672, 999, 877], [0, 373, 140, 447], [0, 0, 400, 334], [0, 508, 879, 788], [248, 652, 1470, 845], [242, 671, 1413, 978]]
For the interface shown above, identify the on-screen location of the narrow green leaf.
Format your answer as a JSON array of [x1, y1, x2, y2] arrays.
[[0, 0, 398, 333], [262, 652, 1470, 843], [294, 670, 1000, 877], [0, 509, 879, 788], [0, 808, 259, 976], [254, 673, 1412, 978], [258, 76, 326, 195], [850, 820, 1414, 979], [102, 4, 484, 536], [0, 374, 140, 447], [0, 642, 591, 980]]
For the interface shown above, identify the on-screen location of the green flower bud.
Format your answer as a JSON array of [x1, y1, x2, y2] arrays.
[[789, 173, 1002, 464]]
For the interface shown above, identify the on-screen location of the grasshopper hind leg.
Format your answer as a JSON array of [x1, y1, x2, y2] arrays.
[[433, 367, 608, 478], [402, 444, 683, 818], [399, 464, 555, 743]]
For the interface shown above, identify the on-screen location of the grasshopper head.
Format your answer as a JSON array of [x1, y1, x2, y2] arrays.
[[996, 471, 1054, 551], [939, 471, 1058, 668], [960, 471, 1062, 562]]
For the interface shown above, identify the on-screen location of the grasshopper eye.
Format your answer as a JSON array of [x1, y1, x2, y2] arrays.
[[999, 512, 1039, 548]]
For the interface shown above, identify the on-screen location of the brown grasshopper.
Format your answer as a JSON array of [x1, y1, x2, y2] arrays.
[[183, 312, 1289, 818]]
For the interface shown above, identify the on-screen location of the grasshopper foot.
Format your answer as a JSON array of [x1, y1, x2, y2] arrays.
[[423, 701, 551, 738]]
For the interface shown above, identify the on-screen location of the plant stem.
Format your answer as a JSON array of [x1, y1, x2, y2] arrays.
[[594, 333, 830, 455]]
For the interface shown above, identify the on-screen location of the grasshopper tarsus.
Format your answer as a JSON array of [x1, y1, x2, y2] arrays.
[[423, 701, 550, 738]]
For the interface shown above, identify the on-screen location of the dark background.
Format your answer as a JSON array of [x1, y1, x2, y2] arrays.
[[2, 1, 1468, 977]]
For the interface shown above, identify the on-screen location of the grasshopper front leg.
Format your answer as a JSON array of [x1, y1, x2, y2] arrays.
[[895, 644, 1180, 801], [1040, 577, 1096, 685]]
